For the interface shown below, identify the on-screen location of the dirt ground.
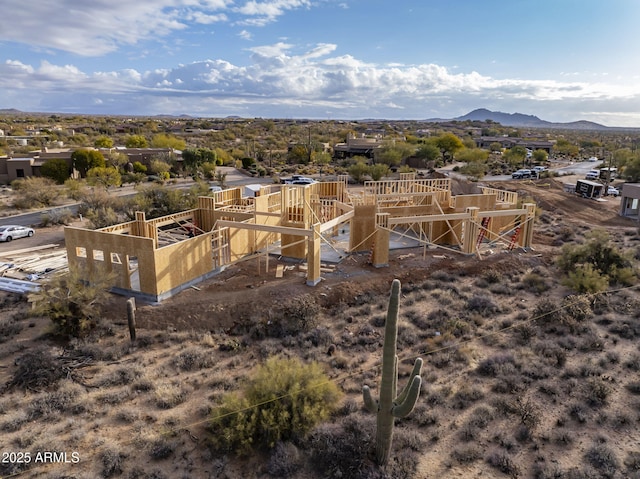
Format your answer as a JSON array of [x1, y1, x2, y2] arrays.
[[1, 176, 640, 479]]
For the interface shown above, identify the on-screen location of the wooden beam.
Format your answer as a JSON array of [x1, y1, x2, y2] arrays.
[[387, 212, 470, 225], [319, 210, 355, 233], [215, 220, 313, 237], [478, 208, 528, 218]]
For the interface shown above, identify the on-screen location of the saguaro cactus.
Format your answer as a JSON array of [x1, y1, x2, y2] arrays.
[[363, 279, 423, 466]]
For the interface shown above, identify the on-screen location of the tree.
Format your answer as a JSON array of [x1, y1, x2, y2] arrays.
[[369, 163, 390, 181], [209, 356, 341, 455], [71, 149, 106, 177], [149, 159, 172, 177], [94, 136, 114, 148], [557, 230, 636, 293], [348, 159, 370, 183], [182, 148, 216, 175], [376, 141, 415, 167], [125, 134, 148, 148], [435, 133, 464, 162], [40, 158, 71, 184], [532, 149, 548, 164], [456, 148, 489, 163], [105, 150, 129, 170], [553, 139, 580, 158], [288, 144, 310, 165], [313, 151, 332, 177], [415, 143, 440, 166], [503, 145, 528, 167], [87, 167, 122, 190], [28, 267, 114, 337], [132, 161, 147, 174], [150, 133, 186, 150]]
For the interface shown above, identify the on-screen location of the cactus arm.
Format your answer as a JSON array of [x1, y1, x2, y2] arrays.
[[392, 376, 422, 418], [362, 385, 378, 413], [395, 357, 423, 405]]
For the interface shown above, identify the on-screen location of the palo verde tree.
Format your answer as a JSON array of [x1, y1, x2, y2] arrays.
[[209, 356, 341, 455], [363, 279, 423, 466], [557, 230, 636, 293]]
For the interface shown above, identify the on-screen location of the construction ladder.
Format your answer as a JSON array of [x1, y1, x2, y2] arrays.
[[508, 226, 521, 251], [476, 217, 491, 248]]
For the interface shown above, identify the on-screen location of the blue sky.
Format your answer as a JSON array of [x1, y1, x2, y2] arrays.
[[1, 0, 640, 126]]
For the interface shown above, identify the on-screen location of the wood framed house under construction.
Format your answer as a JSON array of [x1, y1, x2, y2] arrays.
[[64, 174, 536, 302]]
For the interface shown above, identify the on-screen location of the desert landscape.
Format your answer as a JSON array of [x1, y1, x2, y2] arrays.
[[0, 177, 639, 479]]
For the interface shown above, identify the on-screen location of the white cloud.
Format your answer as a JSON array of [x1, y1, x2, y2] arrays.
[[238, 30, 253, 40], [3, 44, 640, 125], [0, 0, 310, 56]]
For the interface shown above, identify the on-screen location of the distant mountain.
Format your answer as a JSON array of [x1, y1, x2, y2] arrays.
[[453, 108, 610, 130]]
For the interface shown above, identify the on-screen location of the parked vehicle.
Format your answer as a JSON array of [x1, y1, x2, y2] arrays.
[[0, 225, 35, 242], [585, 170, 600, 180], [588, 156, 599, 162], [576, 179, 603, 199], [607, 186, 620, 197], [532, 166, 547, 173], [512, 169, 532, 179], [208, 185, 223, 192], [283, 175, 316, 185]]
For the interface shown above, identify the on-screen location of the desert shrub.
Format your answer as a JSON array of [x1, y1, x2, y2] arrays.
[[451, 386, 484, 410], [585, 444, 619, 478], [11, 177, 60, 209], [0, 317, 24, 343], [476, 353, 519, 377], [149, 439, 175, 460], [625, 381, 640, 395], [584, 379, 610, 407], [563, 294, 593, 322], [172, 348, 214, 371], [451, 445, 482, 465], [265, 295, 320, 337], [26, 382, 82, 420], [209, 357, 342, 455], [5, 347, 65, 391], [101, 446, 126, 477], [28, 267, 115, 337], [267, 441, 302, 478], [486, 450, 520, 477], [624, 451, 640, 472], [40, 207, 74, 226], [154, 382, 186, 409], [307, 416, 379, 479], [558, 230, 636, 292], [521, 272, 551, 294], [466, 295, 499, 317]]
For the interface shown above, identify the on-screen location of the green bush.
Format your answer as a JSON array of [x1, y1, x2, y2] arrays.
[[557, 230, 636, 292], [209, 357, 342, 455]]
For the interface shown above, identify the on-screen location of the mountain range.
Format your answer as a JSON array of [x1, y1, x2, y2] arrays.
[[451, 108, 612, 130]]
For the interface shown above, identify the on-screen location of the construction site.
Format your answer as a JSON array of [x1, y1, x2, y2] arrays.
[[62, 174, 536, 302]]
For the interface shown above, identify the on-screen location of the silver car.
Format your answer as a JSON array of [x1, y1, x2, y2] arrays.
[[0, 225, 35, 242]]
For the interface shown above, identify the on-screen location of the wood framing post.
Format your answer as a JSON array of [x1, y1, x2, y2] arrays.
[[462, 207, 480, 255], [373, 213, 390, 267], [520, 203, 536, 248], [306, 223, 321, 286]]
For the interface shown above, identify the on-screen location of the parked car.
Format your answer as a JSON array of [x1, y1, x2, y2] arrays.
[[532, 166, 547, 173], [284, 175, 317, 185], [607, 186, 620, 197], [588, 156, 599, 162], [208, 185, 223, 192], [512, 169, 532, 179], [585, 170, 600, 180], [0, 225, 35, 242]]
